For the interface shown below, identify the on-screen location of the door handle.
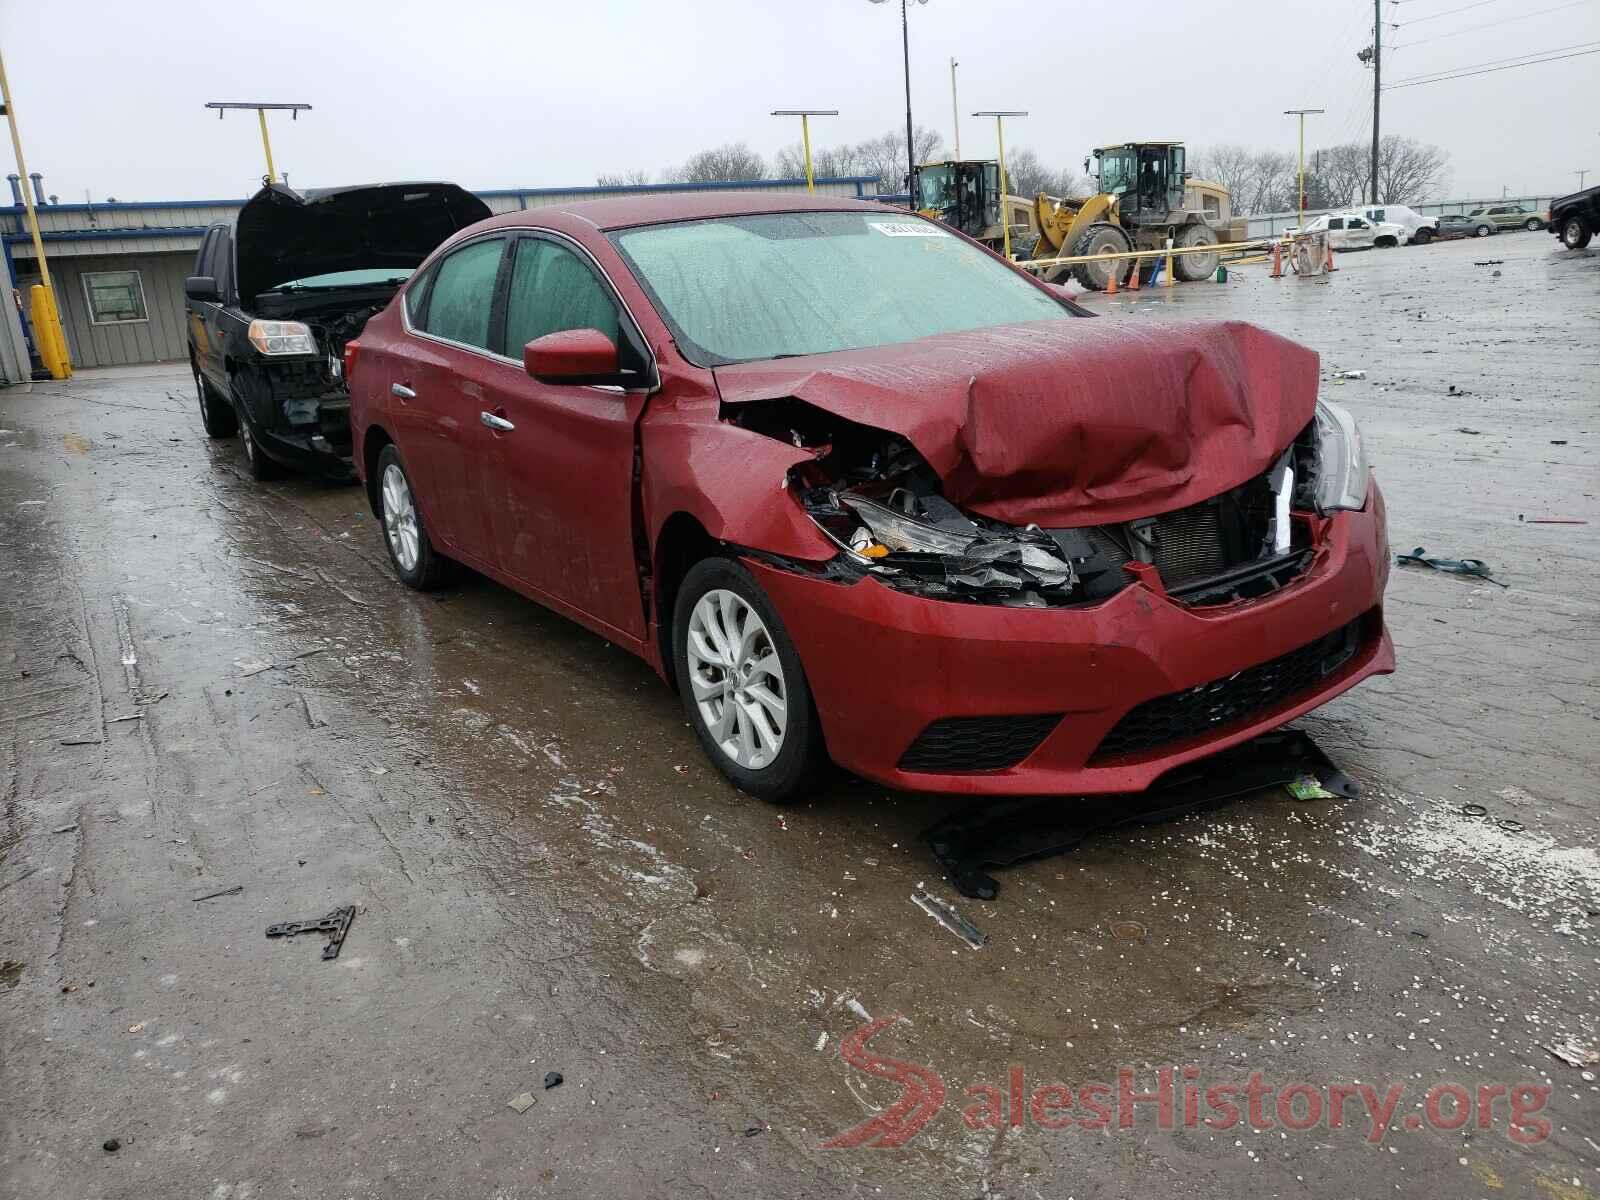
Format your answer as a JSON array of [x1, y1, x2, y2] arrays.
[[480, 411, 515, 432], [391, 382, 416, 400]]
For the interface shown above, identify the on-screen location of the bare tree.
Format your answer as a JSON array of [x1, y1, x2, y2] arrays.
[[774, 141, 867, 181], [596, 168, 655, 188], [999, 148, 1084, 199], [1314, 143, 1371, 209], [855, 125, 945, 193], [1189, 144, 1260, 211], [1377, 135, 1449, 204], [665, 142, 767, 184]]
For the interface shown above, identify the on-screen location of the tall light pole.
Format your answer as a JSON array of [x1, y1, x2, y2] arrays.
[[1284, 108, 1324, 228], [949, 58, 960, 159], [205, 101, 312, 184], [0, 45, 71, 378], [974, 110, 1026, 259], [869, 0, 927, 196], [771, 110, 838, 193]]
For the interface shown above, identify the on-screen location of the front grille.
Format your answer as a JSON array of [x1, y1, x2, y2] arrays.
[[898, 713, 1062, 773], [1090, 618, 1366, 762]]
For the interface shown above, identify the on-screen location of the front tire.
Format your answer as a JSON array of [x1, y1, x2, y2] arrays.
[[195, 367, 237, 438], [1561, 216, 1592, 249], [673, 557, 824, 803], [1068, 223, 1134, 291], [1412, 228, 1433, 245], [1475, 224, 1492, 237], [1524, 217, 1542, 231], [375, 445, 449, 589]]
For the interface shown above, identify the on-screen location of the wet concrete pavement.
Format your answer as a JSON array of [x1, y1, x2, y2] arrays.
[[2, 232, 1596, 1198]]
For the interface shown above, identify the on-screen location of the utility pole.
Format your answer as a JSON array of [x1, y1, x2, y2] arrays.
[[0, 45, 71, 378], [1579, 169, 1590, 189], [771, 110, 838, 193], [949, 58, 960, 159], [1371, 0, 1382, 204]]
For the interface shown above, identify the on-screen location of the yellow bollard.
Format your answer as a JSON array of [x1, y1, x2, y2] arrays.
[[28, 284, 71, 380]]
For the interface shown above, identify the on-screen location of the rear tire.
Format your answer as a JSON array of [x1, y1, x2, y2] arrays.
[[375, 445, 450, 590], [1561, 217, 1591, 249], [1069, 223, 1134, 291], [1523, 217, 1542, 231], [673, 557, 825, 804], [1173, 224, 1220, 281], [195, 368, 237, 438]]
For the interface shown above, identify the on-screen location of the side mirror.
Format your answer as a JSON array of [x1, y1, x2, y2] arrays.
[[523, 328, 623, 387], [185, 275, 220, 302]]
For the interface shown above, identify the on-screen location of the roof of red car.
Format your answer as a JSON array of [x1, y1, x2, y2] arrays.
[[477, 189, 889, 233]]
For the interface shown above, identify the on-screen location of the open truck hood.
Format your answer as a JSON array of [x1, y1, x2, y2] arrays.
[[235, 182, 491, 303], [712, 318, 1318, 527]]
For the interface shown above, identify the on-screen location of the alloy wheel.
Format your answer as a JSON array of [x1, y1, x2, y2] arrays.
[[685, 589, 788, 770], [381, 463, 421, 572]]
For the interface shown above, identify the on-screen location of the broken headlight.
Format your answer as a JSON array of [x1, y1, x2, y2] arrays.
[[248, 319, 316, 356], [1312, 399, 1369, 512]]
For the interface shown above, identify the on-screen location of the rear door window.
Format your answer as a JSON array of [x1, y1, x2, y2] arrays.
[[503, 237, 621, 353], [418, 238, 506, 350], [1328, 217, 1344, 229]]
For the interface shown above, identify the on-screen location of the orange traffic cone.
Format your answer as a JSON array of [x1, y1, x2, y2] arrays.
[[1105, 257, 1119, 295], [1128, 255, 1142, 291], [1324, 238, 1338, 273], [1271, 240, 1284, 278]]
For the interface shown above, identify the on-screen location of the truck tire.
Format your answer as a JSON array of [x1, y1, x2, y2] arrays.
[[194, 367, 237, 438], [1561, 216, 1591, 250], [1069, 223, 1133, 291], [1523, 217, 1543, 231], [1173, 224, 1220, 281], [1411, 227, 1433, 245]]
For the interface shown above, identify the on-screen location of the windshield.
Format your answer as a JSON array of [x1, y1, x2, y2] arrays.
[[610, 211, 1069, 367], [266, 267, 413, 292], [915, 165, 956, 212], [1097, 149, 1137, 195]]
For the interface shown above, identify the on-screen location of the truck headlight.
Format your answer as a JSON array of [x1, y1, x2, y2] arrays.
[[247, 319, 316, 356], [1313, 398, 1370, 512]]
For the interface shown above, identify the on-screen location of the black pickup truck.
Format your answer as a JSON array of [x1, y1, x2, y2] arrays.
[[185, 182, 489, 479], [1548, 184, 1599, 250]]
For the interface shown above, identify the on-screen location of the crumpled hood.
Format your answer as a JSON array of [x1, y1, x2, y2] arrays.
[[712, 318, 1319, 527], [235, 182, 491, 302]]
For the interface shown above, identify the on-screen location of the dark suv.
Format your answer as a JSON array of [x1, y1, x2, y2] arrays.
[[185, 182, 489, 479]]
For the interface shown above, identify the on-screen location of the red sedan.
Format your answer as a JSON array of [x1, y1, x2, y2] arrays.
[[347, 193, 1393, 802]]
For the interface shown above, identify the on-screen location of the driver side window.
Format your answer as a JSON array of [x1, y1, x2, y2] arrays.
[[503, 237, 621, 352]]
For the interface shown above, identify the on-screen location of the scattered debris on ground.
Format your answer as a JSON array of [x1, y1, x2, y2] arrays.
[[1397, 547, 1507, 587], [543, 1071, 563, 1090], [507, 1092, 537, 1114], [192, 885, 244, 902], [911, 890, 987, 949], [265, 905, 356, 960]]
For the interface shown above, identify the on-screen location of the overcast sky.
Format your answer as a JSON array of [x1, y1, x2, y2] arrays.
[[4, 0, 1597, 205]]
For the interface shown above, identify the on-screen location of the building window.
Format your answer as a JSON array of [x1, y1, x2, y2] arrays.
[[82, 270, 149, 324]]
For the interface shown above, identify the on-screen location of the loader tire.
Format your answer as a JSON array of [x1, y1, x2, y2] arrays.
[[1174, 224, 1221, 281], [1069, 223, 1133, 291]]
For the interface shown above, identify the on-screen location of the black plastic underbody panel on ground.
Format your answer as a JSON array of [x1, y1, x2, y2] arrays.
[[923, 729, 1357, 900]]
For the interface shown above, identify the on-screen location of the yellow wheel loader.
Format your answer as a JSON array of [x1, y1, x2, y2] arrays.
[[910, 160, 1036, 256], [1030, 142, 1246, 290]]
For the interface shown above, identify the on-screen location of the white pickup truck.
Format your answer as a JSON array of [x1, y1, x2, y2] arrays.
[[1288, 212, 1407, 250], [1358, 204, 1439, 244]]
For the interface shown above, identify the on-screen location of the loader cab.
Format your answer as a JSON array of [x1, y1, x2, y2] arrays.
[[1092, 142, 1187, 223], [912, 160, 1002, 240]]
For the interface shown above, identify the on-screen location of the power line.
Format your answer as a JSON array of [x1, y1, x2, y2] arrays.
[[1385, 39, 1600, 80], [1383, 44, 1600, 86], [1392, 0, 1506, 26], [1391, 0, 1592, 48]]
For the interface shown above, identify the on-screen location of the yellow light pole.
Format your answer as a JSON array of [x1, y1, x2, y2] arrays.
[[1284, 107, 1324, 229], [772, 110, 838, 193], [205, 101, 312, 185], [0, 45, 71, 378], [974, 110, 1027, 259]]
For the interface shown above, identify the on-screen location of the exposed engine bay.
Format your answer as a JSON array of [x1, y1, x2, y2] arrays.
[[733, 398, 1325, 609]]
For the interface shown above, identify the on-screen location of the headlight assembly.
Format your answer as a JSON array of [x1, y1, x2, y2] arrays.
[[247, 319, 317, 356], [1312, 398, 1370, 512]]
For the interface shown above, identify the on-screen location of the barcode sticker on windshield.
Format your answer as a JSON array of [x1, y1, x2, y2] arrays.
[[868, 221, 949, 238]]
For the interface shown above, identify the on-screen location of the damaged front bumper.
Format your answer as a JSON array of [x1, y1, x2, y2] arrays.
[[238, 359, 355, 477], [748, 484, 1394, 796]]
